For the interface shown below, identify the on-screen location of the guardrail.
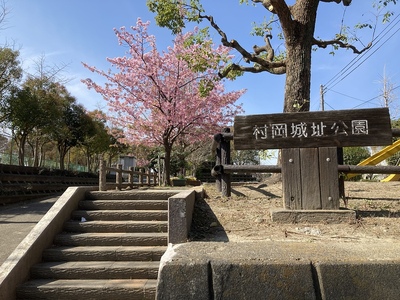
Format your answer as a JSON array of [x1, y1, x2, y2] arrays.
[[98, 160, 157, 191]]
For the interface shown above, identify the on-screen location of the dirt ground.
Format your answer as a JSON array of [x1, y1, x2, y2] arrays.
[[189, 179, 400, 244]]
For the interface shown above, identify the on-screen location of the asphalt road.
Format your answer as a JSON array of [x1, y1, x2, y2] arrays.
[[0, 196, 59, 265]]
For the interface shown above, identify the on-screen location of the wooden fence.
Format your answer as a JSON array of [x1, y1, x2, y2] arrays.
[[98, 160, 157, 191], [212, 128, 400, 197], [0, 161, 159, 204], [0, 164, 98, 205]]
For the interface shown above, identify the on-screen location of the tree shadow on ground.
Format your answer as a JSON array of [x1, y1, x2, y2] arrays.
[[348, 197, 400, 201], [189, 197, 229, 242], [243, 184, 280, 198], [356, 210, 400, 218], [231, 188, 246, 197]]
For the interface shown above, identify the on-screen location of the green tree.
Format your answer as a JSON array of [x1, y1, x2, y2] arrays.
[[387, 118, 400, 166], [185, 139, 214, 177], [343, 146, 370, 166], [148, 0, 397, 113], [51, 99, 87, 170], [232, 149, 260, 165], [0, 133, 7, 153], [7, 55, 72, 167], [5, 87, 48, 165], [21, 78, 65, 167], [80, 110, 114, 172], [343, 146, 371, 180], [170, 148, 189, 177], [103, 127, 129, 168], [0, 48, 23, 123]]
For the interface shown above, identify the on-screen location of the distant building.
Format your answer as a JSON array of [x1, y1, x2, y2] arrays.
[[119, 155, 136, 170]]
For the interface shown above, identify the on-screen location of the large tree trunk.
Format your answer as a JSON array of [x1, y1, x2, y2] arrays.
[[278, 1, 319, 193], [39, 143, 48, 167], [163, 142, 172, 186], [40, 146, 45, 167], [32, 136, 40, 167], [59, 154, 65, 170], [85, 149, 91, 172], [17, 134, 27, 166], [58, 144, 67, 170], [283, 0, 319, 113]]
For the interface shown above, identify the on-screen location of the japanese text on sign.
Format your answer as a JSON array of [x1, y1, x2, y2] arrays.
[[253, 120, 368, 140]]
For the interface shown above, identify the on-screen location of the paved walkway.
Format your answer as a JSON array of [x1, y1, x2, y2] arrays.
[[0, 196, 59, 265]]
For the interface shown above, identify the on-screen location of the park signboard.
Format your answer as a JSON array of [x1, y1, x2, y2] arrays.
[[233, 107, 392, 150]]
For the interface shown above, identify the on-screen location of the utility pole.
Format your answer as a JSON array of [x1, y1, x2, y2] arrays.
[[320, 84, 325, 111]]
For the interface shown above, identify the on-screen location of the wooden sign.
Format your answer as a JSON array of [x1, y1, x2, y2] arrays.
[[233, 108, 392, 150]]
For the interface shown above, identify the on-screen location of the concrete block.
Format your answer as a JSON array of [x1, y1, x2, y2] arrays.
[[316, 261, 400, 300], [211, 261, 316, 299], [156, 245, 209, 300], [157, 262, 210, 299], [156, 243, 317, 300], [168, 190, 196, 244], [156, 242, 400, 300], [270, 208, 356, 224]]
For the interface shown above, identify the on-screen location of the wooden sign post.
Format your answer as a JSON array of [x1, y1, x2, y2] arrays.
[[233, 108, 392, 210]]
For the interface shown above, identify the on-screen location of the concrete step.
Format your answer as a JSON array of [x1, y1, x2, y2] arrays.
[[43, 245, 167, 262], [54, 232, 168, 247], [64, 220, 168, 233], [86, 190, 178, 200], [30, 261, 160, 279], [16, 279, 156, 300], [71, 209, 168, 221], [16, 191, 172, 299], [79, 199, 168, 210]]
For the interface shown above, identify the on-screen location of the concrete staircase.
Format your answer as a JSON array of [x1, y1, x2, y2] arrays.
[[16, 190, 171, 300]]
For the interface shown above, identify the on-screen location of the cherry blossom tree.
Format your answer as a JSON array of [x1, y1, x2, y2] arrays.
[[83, 19, 244, 185]]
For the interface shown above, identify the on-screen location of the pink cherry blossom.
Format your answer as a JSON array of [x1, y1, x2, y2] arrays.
[[82, 18, 245, 185]]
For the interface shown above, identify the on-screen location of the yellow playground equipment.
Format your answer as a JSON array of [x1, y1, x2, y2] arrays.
[[346, 140, 400, 181]]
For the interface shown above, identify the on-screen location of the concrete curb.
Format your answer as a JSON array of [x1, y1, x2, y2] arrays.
[[168, 190, 196, 244], [316, 261, 400, 299], [270, 208, 356, 223], [0, 186, 96, 300], [156, 241, 400, 300]]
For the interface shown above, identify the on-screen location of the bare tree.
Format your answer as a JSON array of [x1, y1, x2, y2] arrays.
[[378, 66, 398, 119], [0, 0, 10, 31], [27, 54, 70, 86]]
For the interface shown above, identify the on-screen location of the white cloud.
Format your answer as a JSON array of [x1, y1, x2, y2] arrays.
[[66, 77, 107, 112]]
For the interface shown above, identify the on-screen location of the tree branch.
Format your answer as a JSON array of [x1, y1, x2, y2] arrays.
[[253, 33, 274, 61], [198, 13, 286, 77], [219, 62, 285, 78], [319, 0, 352, 6], [313, 38, 372, 54], [252, 0, 276, 13]]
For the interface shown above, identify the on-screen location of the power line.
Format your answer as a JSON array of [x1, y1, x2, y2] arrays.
[[327, 84, 400, 109], [324, 100, 335, 110], [324, 13, 400, 89], [351, 94, 381, 109], [327, 89, 368, 102], [328, 24, 400, 89], [323, 13, 400, 91]]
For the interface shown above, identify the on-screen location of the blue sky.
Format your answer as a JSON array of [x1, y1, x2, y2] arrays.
[[2, 0, 400, 118]]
